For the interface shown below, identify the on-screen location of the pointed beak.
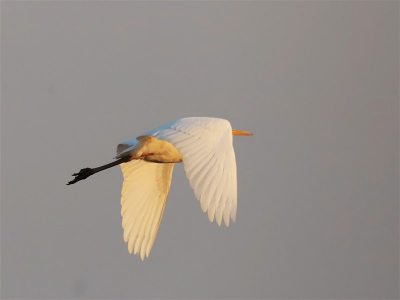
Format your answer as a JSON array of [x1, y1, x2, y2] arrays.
[[232, 129, 253, 136]]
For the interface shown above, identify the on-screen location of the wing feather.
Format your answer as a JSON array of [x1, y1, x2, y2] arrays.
[[197, 160, 220, 211], [201, 163, 223, 213], [207, 167, 226, 222], [180, 137, 213, 159], [216, 170, 231, 226], [120, 160, 175, 259], [152, 118, 238, 226], [191, 157, 218, 201]]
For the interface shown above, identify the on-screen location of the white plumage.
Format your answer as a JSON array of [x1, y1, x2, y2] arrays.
[[120, 160, 174, 260], [68, 117, 252, 260]]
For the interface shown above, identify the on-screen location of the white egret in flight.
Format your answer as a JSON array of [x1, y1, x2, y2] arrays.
[[68, 117, 252, 260]]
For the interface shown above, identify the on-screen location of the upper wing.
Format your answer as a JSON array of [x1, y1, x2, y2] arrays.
[[117, 117, 238, 227], [120, 159, 175, 260]]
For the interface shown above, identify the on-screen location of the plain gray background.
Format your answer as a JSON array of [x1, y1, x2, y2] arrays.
[[1, 1, 398, 299]]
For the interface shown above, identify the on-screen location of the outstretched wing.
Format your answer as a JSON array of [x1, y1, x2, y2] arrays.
[[120, 159, 175, 260], [118, 117, 237, 227], [160, 118, 237, 227]]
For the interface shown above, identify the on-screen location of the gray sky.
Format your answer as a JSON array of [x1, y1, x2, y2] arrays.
[[1, 1, 398, 299]]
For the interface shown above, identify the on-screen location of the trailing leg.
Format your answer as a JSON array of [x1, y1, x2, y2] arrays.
[[67, 156, 130, 185]]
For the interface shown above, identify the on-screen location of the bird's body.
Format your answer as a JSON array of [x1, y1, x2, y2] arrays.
[[118, 135, 183, 163], [68, 117, 252, 260]]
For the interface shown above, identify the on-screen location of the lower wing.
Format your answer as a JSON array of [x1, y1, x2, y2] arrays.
[[120, 160, 175, 260]]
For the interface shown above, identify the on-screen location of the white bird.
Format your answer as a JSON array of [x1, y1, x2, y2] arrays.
[[68, 117, 252, 260]]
